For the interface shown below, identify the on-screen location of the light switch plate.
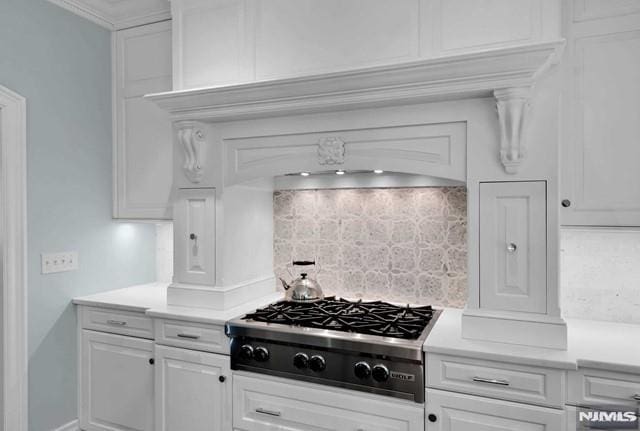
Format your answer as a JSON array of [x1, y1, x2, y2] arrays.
[[41, 251, 78, 274]]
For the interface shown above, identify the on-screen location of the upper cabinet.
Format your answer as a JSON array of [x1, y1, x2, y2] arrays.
[[561, 2, 640, 226], [113, 20, 174, 220], [169, 0, 561, 90]]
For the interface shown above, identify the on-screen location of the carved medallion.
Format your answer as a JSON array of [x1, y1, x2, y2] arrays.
[[176, 121, 207, 183], [317, 137, 346, 165]]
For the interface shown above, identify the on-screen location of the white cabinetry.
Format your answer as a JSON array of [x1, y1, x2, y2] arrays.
[[479, 181, 547, 314], [233, 372, 424, 431], [425, 389, 564, 431], [561, 4, 640, 226], [170, 0, 561, 90], [113, 20, 173, 220], [79, 330, 154, 431], [154, 345, 231, 431]]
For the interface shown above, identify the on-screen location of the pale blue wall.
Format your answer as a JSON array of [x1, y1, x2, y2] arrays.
[[0, 1, 157, 429]]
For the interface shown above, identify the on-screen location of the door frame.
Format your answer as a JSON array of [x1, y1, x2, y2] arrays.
[[0, 84, 28, 431]]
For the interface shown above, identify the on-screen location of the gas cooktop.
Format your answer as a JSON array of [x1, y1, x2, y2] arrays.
[[226, 297, 441, 403], [243, 296, 435, 340]]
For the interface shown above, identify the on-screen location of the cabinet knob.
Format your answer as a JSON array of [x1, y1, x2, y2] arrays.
[[189, 233, 197, 240], [428, 414, 437, 423], [561, 199, 571, 208], [219, 375, 226, 383], [149, 358, 154, 365], [506, 243, 517, 253]]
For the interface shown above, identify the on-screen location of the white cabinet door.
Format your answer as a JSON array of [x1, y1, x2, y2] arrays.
[[172, 188, 216, 286], [154, 345, 231, 431], [561, 8, 640, 226], [113, 20, 173, 220], [80, 330, 154, 431], [479, 181, 547, 314], [426, 389, 564, 431]]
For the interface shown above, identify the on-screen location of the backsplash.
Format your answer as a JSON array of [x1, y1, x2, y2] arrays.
[[273, 187, 468, 307]]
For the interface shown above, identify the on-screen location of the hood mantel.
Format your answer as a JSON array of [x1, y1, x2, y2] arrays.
[[147, 40, 564, 121], [148, 40, 564, 175]]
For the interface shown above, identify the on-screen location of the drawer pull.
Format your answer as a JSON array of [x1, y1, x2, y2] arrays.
[[106, 319, 127, 326], [177, 333, 200, 340], [633, 394, 640, 401], [255, 407, 282, 417], [473, 376, 510, 386]]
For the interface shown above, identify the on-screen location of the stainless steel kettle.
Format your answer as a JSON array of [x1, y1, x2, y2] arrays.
[[279, 260, 324, 302]]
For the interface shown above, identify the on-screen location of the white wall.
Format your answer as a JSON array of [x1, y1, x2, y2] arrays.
[[560, 228, 640, 324]]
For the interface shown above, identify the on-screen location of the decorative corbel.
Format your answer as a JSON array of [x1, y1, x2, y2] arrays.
[[317, 136, 346, 165], [494, 87, 532, 174], [176, 121, 207, 183]]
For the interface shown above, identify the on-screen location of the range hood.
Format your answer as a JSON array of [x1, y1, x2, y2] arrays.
[[147, 40, 568, 349]]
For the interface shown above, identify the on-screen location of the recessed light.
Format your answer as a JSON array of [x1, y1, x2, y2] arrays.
[[336, 170, 345, 175], [373, 169, 384, 174], [300, 172, 310, 177]]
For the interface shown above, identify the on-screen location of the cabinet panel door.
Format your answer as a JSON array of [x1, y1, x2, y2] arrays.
[[80, 330, 154, 431], [172, 188, 216, 286], [155, 345, 231, 431], [114, 20, 173, 220], [561, 26, 640, 226], [426, 389, 564, 431], [479, 181, 547, 313]]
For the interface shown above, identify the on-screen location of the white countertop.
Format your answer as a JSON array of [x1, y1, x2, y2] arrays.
[[72, 282, 284, 325], [424, 308, 640, 374]]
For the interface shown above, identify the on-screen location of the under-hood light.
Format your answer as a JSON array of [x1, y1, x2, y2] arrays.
[[373, 169, 384, 174], [335, 170, 345, 175], [300, 172, 310, 177]]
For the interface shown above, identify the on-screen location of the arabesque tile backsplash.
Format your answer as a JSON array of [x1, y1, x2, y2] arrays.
[[273, 187, 468, 307]]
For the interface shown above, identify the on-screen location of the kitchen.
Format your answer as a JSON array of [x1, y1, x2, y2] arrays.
[[0, 0, 639, 430]]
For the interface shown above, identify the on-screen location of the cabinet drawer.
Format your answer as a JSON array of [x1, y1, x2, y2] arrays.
[[80, 306, 153, 339], [426, 389, 564, 431], [154, 319, 228, 354], [568, 368, 640, 407], [426, 354, 565, 408], [233, 373, 424, 431]]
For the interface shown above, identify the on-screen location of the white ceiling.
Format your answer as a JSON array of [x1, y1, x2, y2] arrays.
[[47, 0, 171, 30]]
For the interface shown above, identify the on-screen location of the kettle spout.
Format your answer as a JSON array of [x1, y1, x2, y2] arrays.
[[279, 278, 291, 291]]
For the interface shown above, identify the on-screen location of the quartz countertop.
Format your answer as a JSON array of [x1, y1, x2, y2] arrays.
[[73, 282, 284, 324], [424, 308, 640, 374]]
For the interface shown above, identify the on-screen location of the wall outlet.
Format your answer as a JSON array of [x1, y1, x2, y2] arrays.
[[41, 251, 78, 274]]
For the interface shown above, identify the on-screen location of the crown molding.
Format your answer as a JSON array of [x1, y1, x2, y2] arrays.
[[46, 0, 170, 30], [146, 40, 565, 123]]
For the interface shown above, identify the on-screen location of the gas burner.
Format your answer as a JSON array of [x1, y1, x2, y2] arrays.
[[243, 296, 434, 340]]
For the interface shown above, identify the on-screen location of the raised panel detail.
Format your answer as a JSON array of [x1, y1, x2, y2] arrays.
[[479, 181, 547, 313], [155, 345, 231, 431], [565, 31, 640, 225], [573, 0, 640, 21], [254, 0, 419, 80], [173, 188, 216, 286], [114, 21, 173, 220], [226, 122, 466, 185], [568, 368, 640, 407], [172, 0, 252, 89], [426, 389, 564, 431], [433, 0, 544, 54]]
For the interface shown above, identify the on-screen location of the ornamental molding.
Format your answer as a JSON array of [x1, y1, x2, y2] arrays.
[[317, 137, 346, 165], [494, 87, 532, 174], [176, 121, 207, 183]]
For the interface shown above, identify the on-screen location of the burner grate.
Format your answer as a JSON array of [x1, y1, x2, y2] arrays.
[[243, 297, 434, 340]]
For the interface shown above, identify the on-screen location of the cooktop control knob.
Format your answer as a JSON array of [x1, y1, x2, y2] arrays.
[[254, 346, 270, 362], [239, 344, 254, 360], [293, 353, 309, 369], [372, 364, 390, 382], [309, 355, 326, 372], [354, 361, 371, 379]]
